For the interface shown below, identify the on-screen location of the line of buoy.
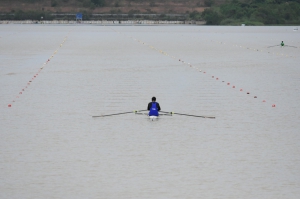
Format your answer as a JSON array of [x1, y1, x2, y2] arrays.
[[115, 29, 277, 108], [8, 32, 71, 107]]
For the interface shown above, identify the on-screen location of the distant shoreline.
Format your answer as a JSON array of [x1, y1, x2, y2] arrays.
[[0, 20, 206, 25]]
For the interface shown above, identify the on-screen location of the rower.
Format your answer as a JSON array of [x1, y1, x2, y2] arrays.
[[281, 41, 284, 47], [148, 97, 161, 116]]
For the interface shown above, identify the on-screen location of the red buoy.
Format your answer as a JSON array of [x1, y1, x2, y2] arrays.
[[272, 104, 276, 107], [227, 83, 230, 85], [254, 96, 257, 98], [212, 76, 214, 78], [19, 92, 22, 94], [216, 78, 219, 80], [8, 104, 11, 107], [247, 92, 250, 94], [240, 89, 243, 91], [233, 86, 235, 88], [263, 100, 266, 102]]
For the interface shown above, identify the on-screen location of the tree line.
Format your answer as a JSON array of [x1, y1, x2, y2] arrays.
[[197, 0, 300, 25]]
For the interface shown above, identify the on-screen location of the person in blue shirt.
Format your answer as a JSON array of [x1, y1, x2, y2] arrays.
[[147, 97, 161, 116]]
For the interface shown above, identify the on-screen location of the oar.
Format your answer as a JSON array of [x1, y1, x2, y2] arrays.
[[92, 110, 147, 117], [160, 111, 215, 119], [135, 112, 148, 115], [159, 113, 172, 116], [267, 45, 280, 48], [285, 45, 297, 48]]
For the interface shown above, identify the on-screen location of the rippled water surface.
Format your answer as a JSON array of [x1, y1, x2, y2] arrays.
[[1, 25, 300, 198]]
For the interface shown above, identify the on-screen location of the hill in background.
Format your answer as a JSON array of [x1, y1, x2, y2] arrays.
[[0, 0, 224, 14], [1, 0, 299, 25]]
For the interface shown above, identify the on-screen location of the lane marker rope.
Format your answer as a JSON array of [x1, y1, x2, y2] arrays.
[[107, 27, 277, 108], [8, 30, 72, 107]]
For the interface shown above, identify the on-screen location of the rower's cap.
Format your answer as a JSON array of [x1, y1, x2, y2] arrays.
[[152, 97, 156, 101]]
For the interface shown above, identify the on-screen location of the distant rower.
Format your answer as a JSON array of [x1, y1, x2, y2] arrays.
[[148, 97, 161, 116], [281, 41, 284, 47]]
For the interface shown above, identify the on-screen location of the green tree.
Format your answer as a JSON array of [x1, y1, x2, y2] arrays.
[[189, 11, 202, 20], [202, 9, 222, 24], [91, 0, 105, 7]]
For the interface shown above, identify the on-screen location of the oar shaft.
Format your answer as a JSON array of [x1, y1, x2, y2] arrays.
[[92, 110, 147, 117], [160, 111, 171, 114], [174, 113, 215, 119], [267, 45, 280, 48], [160, 111, 215, 119], [92, 111, 133, 117], [285, 45, 297, 48]]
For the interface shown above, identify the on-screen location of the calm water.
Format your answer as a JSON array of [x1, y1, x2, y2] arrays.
[[1, 24, 300, 198]]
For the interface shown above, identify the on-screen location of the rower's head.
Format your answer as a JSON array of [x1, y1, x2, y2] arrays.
[[152, 97, 156, 102]]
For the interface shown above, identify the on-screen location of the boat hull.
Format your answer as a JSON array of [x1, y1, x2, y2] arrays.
[[149, 116, 158, 121]]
